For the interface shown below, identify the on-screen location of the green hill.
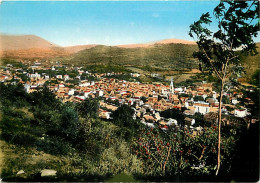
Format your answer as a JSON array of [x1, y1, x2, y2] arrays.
[[64, 43, 199, 70], [240, 43, 260, 81]]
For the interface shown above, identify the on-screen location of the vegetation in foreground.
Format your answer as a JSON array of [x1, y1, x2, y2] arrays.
[[189, 0, 258, 175], [0, 83, 259, 182]]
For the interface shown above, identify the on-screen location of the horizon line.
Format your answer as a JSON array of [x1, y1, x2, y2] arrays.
[[0, 33, 196, 47]]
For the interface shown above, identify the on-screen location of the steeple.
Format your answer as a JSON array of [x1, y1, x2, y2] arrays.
[[170, 77, 174, 93]]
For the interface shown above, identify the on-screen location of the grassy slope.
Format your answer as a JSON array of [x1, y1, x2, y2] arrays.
[[64, 42, 259, 79], [240, 43, 260, 81]]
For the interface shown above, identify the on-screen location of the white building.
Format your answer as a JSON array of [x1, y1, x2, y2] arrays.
[[184, 101, 189, 108], [167, 118, 178, 126], [234, 109, 247, 118], [58, 83, 65, 88], [151, 73, 159, 77], [213, 91, 217, 100], [194, 101, 210, 115], [96, 90, 104, 97], [99, 111, 112, 119], [24, 84, 30, 93], [232, 98, 238, 105], [28, 72, 40, 79], [175, 87, 183, 92], [141, 120, 155, 128], [68, 89, 75, 96], [191, 119, 195, 126], [131, 73, 140, 77], [64, 75, 69, 80], [84, 91, 92, 98], [79, 82, 90, 87], [56, 75, 63, 79]]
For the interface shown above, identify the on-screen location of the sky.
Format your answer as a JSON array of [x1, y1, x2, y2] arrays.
[[0, 1, 221, 46]]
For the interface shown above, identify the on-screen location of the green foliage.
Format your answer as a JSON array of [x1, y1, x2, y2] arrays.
[[133, 125, 238, 180], [0, 79, 258, 181], [112, 104, 139, 140], [140, 96, 148, 103], [222, 95, 230, 104], [112, 104, 135, 128], [68, 44, 198, 70], [83, 64, 130, 73], [250, 69, 260, 87], [0, 83, 29, 107], [194, 96, 204, 102], [189, 1, 258, 79], [141, 65, 153, 72], [194, 112, 207, 127], [1, 115, 37, 146], [45, 79, 59, 85], [177, 79, 196, 87], [80, 73, 99, 81], [60, 107, 80, 142], [17, 73, 30, 82], [240, 43, 260, 81], [76, 98, 99, 118], [179, 93, 192, 98], [36, 136, 74, 155], [0, 58, 26, 68], [104, 74, 141, 82], [29, 86, 61, 108], [189, 1, 259, 175], [160, 108, 185, 127], [99, 141, 143, 176]]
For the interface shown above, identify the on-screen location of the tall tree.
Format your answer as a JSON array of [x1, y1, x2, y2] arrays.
[[77, 98, 99, 118], [112, 104, 135, 128], [189, 0, 258, 175]]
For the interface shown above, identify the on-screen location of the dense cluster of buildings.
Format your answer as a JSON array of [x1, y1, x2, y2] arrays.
[[0, 62, 256, 129]]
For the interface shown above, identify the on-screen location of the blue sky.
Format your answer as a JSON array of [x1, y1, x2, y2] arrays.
[[0, 1, 220, 46]]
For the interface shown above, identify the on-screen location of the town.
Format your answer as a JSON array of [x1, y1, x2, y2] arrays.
[[1, 61, 257, 132], [1, 0, 259, 181]]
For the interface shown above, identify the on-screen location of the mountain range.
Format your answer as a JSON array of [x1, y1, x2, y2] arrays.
[[0, 34, 196, 59], [0, 34, 258, 81]]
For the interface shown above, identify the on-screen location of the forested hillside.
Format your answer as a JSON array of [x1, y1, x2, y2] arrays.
[[0, 83, 258, 181], [64, 43, 198, 70]]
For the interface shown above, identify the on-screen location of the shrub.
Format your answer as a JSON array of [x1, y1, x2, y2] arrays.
[[36, 136, 74, 155], [98, 141, 143, 176], [133, 125, 238, 180]]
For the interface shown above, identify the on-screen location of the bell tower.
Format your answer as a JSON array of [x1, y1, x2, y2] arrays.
[[170, 77, 174, 93]]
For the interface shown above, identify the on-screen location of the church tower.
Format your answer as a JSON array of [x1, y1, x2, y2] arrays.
[[170, 77, 174, 93]]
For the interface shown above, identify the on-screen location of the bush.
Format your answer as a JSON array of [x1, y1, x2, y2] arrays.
[[0, 114, 37, 147], [98, 141, 143, 176], [0, 83, 30, 107], [76, 118, 115, 156], [36, 136, 74, 155], [59, 107, 80, 142], [133, 125, 238, 180], [76, 98, 99, 118]]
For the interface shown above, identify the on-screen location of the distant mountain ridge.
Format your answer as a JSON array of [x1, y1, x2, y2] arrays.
[[117, 39, 196, 48], [0, 34, 57, 51], [0, 34, 195, 51], [0, 34, 197, 59]]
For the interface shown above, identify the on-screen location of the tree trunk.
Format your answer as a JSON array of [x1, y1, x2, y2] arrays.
[[216, 79, 224, 176]]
